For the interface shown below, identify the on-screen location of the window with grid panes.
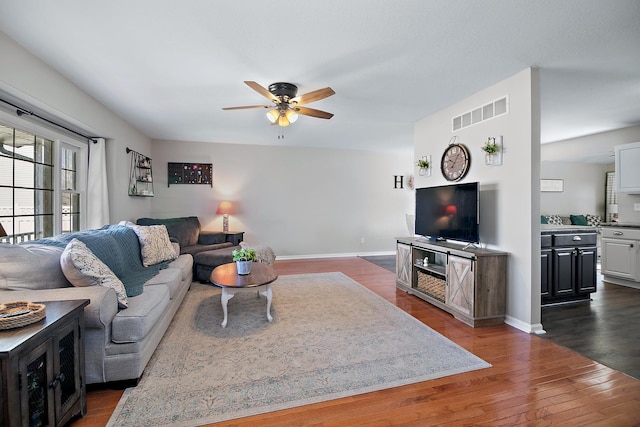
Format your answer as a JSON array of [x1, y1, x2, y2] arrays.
[[0, 121, 86, 243]]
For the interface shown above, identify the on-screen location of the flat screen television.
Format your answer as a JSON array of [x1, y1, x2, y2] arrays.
[[415, 182, 479, 243]]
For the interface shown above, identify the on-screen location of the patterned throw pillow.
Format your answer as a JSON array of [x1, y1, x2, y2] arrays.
[[128, 224, 177, 267], [586, 214, 602, 227], [60, 238, 128, 308], [545, 215, 563, 226]]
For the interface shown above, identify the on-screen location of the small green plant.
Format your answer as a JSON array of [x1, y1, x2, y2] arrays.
[[232, 248, 257, 262], [481, 137, 500, 154], [416, 158, 430, 169]]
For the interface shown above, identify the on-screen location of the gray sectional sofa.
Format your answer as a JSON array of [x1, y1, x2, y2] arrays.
[[136, 216, 242, 282], [0, 224, 193, 384]]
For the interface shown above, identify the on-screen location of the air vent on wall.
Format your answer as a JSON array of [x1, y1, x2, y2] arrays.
[[452, 95, 509, 132]]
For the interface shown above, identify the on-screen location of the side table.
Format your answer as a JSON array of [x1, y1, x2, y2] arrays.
[[224, 231, 244, 246], [0, 299, 89, 427]]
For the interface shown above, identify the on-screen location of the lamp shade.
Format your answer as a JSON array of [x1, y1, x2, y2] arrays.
[[608, 204, 619, 214], [266, 109, 279, 124], [216, 201, 235, 215]]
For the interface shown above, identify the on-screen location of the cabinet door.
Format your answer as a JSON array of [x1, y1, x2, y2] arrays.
[[54, 320, 82, 424], [19, 340, 55, 427], [396, 243, 411, 288], [552, 248, 575, 296], [541, 249, 552, 297], [602, 238, 637, 280], [576, 246, 597, 293], [446, 255, 474, 316]]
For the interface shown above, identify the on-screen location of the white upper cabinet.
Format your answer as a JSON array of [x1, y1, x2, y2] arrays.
[[615, 141, 640, 194]]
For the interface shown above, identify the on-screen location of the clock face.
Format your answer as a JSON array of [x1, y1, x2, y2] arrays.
[[441, 143, 471, 182]]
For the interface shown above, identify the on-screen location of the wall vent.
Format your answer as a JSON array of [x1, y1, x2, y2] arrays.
[[452, 95, 509, 132]]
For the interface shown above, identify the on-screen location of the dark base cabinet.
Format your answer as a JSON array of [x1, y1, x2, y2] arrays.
[[0, 300, 88, 427], [542, 230, 597, 305]]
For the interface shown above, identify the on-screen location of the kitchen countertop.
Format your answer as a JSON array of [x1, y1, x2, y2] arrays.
[[541, 224, 599, 234], [600, 222, 640, 228]]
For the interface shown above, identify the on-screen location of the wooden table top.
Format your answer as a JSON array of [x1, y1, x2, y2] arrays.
[[210, 263, 278, 288]]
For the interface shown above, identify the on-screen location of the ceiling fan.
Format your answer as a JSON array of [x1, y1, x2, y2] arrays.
[[223, 81, 335, 127]]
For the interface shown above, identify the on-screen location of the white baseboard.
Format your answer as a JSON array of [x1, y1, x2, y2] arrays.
[[504, 315, 546, 334], [276, 251, 395, 261]]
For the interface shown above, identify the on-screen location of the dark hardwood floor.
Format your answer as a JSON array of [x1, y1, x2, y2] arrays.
[[541, 274, 640, 380], [72, 257, 640, 426]]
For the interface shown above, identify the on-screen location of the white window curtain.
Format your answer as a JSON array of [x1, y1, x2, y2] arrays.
[[87, 138, 110, 228]]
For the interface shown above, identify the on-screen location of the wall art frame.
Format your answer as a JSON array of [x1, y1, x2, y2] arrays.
[[168, 162, 213, 187]]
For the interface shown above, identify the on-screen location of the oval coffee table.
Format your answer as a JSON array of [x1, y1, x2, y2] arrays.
[[210, 262, 278, 327]]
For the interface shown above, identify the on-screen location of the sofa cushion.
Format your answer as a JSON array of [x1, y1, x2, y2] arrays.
[[181, 242, 233, 255], [111, 285, 170, 343], [127, 224, 177, 267], [586, 214, 602, 227], [570, 214, 588, 226], [198, 231, 227, 245], [167, 254, 194, 282], [136, 216, 201, 249], [545, 215, 563, 226], [194, 246, 237, 267], [60, 239, 128, 309], [0, 244, 70, 290], [145, 268, 182, 299]]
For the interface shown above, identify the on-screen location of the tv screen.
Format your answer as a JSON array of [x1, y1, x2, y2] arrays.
[[415, 182, 479, 243]]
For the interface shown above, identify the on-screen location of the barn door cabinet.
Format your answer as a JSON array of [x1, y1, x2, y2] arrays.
[[0, 300, 88, 427], [396, 237, 507, 327]]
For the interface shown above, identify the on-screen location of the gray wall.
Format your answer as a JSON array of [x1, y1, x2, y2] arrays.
[[540, 162, 612, 217], [148, 140, 414, 257]]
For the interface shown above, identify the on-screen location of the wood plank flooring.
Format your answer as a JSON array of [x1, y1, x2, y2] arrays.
[[72, 257, 640, 426]]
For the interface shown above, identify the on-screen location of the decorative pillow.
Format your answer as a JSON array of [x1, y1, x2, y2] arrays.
[[60, 239, 128, 309], [570, 214, 588, 226], [127, 224, 177, 267], [540, 215, 548, 224], [586, 214, 602, 227], [545, 215, 563, 226]]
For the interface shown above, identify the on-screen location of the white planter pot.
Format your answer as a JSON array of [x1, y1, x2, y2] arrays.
[[236, 260, 252, 275]]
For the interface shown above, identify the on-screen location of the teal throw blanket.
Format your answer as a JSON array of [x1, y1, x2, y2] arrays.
[[32, 225, 169, 297]]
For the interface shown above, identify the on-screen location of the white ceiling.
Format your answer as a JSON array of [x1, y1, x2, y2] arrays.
[[1, 0, 639, 154]]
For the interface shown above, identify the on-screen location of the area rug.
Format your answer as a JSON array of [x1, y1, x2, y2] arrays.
[[107, 272, 490, 426]]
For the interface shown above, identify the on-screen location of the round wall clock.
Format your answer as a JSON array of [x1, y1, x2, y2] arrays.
[[441, 143, 471, 181]]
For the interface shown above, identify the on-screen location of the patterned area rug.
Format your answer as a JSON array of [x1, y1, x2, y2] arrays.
[[107, 272, 490, 426]]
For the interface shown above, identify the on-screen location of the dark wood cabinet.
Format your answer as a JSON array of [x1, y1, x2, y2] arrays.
[[1, 300, 88, 427], [541, 230, 597, 305]]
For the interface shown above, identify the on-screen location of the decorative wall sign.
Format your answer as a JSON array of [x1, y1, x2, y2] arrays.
[[168, 162, 213, 187], [540, 179, 563, 192]]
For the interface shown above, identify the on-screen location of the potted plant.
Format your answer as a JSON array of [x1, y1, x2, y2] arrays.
[[232, 248, 257, 275], [481, 137, 500, 164], [416, 158, 430, 176]]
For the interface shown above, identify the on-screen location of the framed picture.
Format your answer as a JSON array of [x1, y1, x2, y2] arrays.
[[168, 162, 213, 187], [540, 179, 563, 192]]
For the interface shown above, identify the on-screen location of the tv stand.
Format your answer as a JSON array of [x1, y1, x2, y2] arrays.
[[396, 237, 507, 327]]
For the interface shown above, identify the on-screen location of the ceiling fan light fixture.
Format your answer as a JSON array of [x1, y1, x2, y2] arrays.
[[277, 113, 290, 127], [285, 109, 298, 124], [266, 109, 279, 124]]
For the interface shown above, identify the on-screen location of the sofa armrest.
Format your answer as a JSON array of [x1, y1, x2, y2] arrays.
[[198, 231, 227, 245], [0, 286, 118, 329]]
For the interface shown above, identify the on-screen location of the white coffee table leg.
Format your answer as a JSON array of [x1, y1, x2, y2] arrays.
[[220, 288, 235, 327], [259, 284, 273, 322]]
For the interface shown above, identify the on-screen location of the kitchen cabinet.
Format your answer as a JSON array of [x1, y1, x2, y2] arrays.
[[601, 227, 640, 283], [541, 230, 597, 305], [615, 141, 640, 194]]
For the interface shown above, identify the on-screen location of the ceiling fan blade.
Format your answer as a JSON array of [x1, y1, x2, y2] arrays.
[[291, 87, 335, 105], [244, 81, 277, 102], [222, 105, 271, 110], [294, 106, 334, 119]]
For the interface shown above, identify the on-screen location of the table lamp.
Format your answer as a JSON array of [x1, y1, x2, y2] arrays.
[[216, 201, 235, 232]]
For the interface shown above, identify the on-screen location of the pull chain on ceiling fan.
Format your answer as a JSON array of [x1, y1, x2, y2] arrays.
[[223, 81, 335, 127]]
